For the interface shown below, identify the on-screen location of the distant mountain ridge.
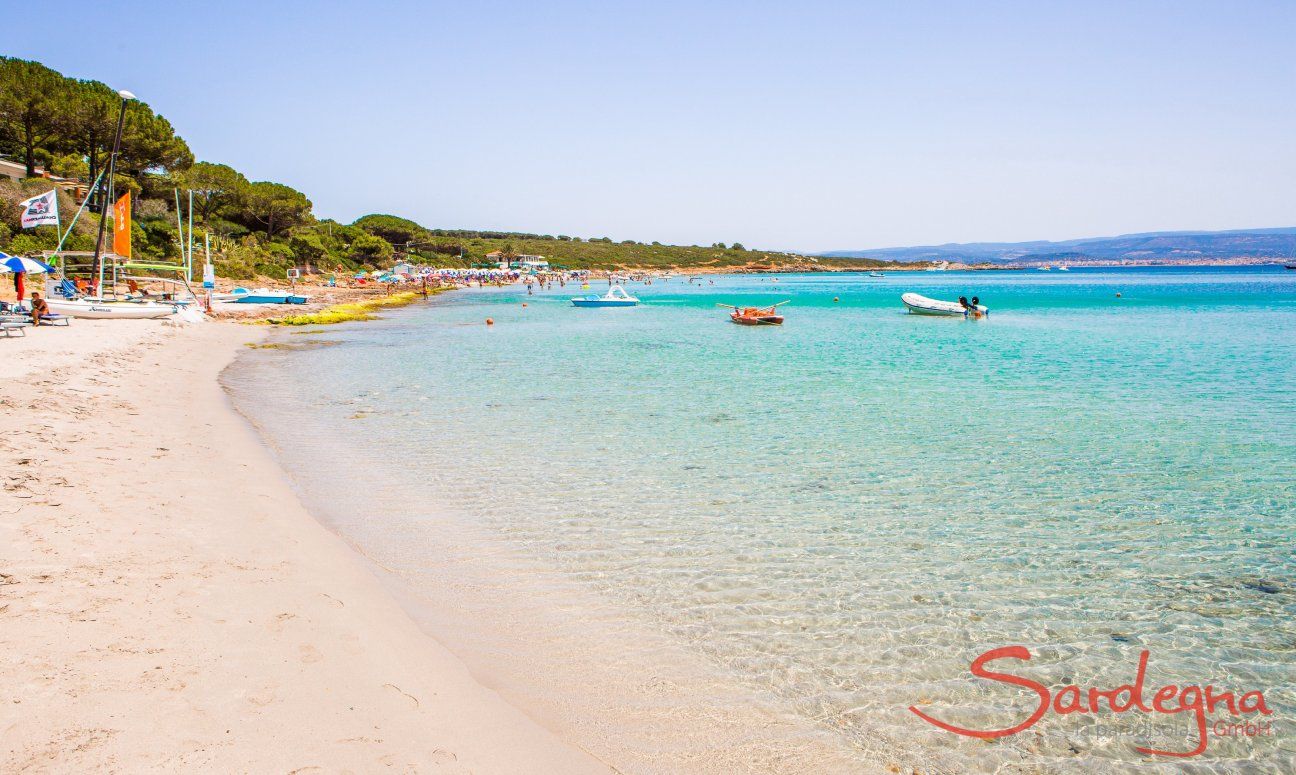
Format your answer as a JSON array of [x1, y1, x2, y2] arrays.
[[820, 227, 1296, 264]]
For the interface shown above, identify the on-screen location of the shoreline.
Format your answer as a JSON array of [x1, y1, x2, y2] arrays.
[[225, 304, 875, 774], [0, 318, 608, 773]]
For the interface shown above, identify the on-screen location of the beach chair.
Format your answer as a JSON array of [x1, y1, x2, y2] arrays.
[[55, 279, 78, 299], [33, 312, 71, 326], [1, 321, 27, 337], [0, 302, 70, 327]]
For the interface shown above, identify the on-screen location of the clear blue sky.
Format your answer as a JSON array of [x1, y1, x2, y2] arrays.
[[10, 1, 1295, 252]]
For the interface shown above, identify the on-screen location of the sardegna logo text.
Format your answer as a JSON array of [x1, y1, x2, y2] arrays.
[[909, 646, 1273, 758]]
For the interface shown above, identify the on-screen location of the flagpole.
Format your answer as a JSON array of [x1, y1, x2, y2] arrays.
[[174, 188, 184, 263], [187, 189, 194, 282], [204, 231, 213, 312]]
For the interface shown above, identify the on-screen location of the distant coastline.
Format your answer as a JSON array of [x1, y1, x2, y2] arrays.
[[638, 255, 1292, 274], [818, 226, 1296, 268]]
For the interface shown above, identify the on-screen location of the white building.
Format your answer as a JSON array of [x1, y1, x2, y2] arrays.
[[485, 251, 549, 271]]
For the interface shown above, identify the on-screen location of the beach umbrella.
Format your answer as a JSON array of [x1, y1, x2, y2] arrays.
[[0, 254, 55, 301], [0, 255, 56, 274]]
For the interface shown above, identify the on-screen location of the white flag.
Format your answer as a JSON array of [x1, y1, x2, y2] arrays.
[[19, 190, 59, 229]]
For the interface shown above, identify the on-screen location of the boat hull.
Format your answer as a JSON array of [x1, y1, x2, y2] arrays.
[[570, 299, 637, 307], [46, 300, 176, 319], [731, 314, 783, 325], [902, 303, 964, 317], [233, 294, 309, 304], [901, 293, 987, 317], [228, 287, 310, 304]]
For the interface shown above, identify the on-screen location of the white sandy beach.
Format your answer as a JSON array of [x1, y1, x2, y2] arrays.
[[0, 319, 609, 773]]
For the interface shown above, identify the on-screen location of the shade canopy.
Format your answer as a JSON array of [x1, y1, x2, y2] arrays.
[[0, 254, 57, 274]]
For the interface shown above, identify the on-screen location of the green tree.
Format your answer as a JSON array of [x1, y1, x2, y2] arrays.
[[182, 162, 248, 226], [240, 181, 312, 238], [118, 103, 193, 175], [350, 232, 393, 263], [54, 80, 117, 185], [289, 231, 327, 263], [0, 57, 68, 176], [353, 213, 425, 245]]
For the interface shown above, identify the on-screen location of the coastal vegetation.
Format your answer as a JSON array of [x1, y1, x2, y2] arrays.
[[1, 56, 891, 278], [259, 290, 440, 326]]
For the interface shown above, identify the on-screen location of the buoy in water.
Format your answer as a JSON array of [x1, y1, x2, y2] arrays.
[[833, 297, 839, 303], [1116, 292, 1122, 298], [486, 318, 495, 325]]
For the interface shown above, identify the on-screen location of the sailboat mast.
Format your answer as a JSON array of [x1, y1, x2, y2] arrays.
[[91, 89, 134, 296]]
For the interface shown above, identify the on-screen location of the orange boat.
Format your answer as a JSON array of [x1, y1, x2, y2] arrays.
[[721, 301, 788, 325]]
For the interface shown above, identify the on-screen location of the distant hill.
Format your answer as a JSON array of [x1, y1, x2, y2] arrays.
[[820, 228, 1296, 265], [352, 214, 896, 271]]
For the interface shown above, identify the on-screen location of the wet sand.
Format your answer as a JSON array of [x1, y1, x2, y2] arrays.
[[0, 318, 607, 773]]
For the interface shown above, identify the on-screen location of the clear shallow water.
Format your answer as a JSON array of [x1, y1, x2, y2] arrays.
[[227, 267, 1296, 773]]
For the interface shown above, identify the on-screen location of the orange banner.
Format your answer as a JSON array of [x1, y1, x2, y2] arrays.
[[112, 192, 131, 258]]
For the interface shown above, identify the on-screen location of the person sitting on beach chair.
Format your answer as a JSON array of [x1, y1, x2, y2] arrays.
[[23, 294, 68, 327], [29, 294, 50, 327]]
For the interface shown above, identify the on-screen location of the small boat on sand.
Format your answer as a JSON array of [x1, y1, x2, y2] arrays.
[[46, 298, 178, 319], [227, 287, 310, 304], [901, 293, 988, 318], [719, 301, 788, 325], [571, 285, 639, 307]]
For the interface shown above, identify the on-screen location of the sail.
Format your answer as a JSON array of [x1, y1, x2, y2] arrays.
[[112, 192, 131, 258]]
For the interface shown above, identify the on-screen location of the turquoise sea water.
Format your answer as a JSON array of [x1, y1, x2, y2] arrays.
[[227, 267, 1295, 773]]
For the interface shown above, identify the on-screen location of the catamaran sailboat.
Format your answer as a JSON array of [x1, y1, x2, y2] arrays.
[[45, 298, 179, 319]]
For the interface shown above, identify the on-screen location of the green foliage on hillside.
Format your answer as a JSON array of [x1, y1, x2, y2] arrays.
[[345, 218, 892, 270], [0, 56, 892, 276], [360, 227, 806, 270]]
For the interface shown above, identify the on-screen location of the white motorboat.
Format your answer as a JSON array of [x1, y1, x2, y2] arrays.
[[46, 298, 178, 319], [901, 293, 988, 317]]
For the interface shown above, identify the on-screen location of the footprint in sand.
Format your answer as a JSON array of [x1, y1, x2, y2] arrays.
[[267, 612, 297, 633], [298, 644, 322, 663], [246, 684, 278, 707]]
